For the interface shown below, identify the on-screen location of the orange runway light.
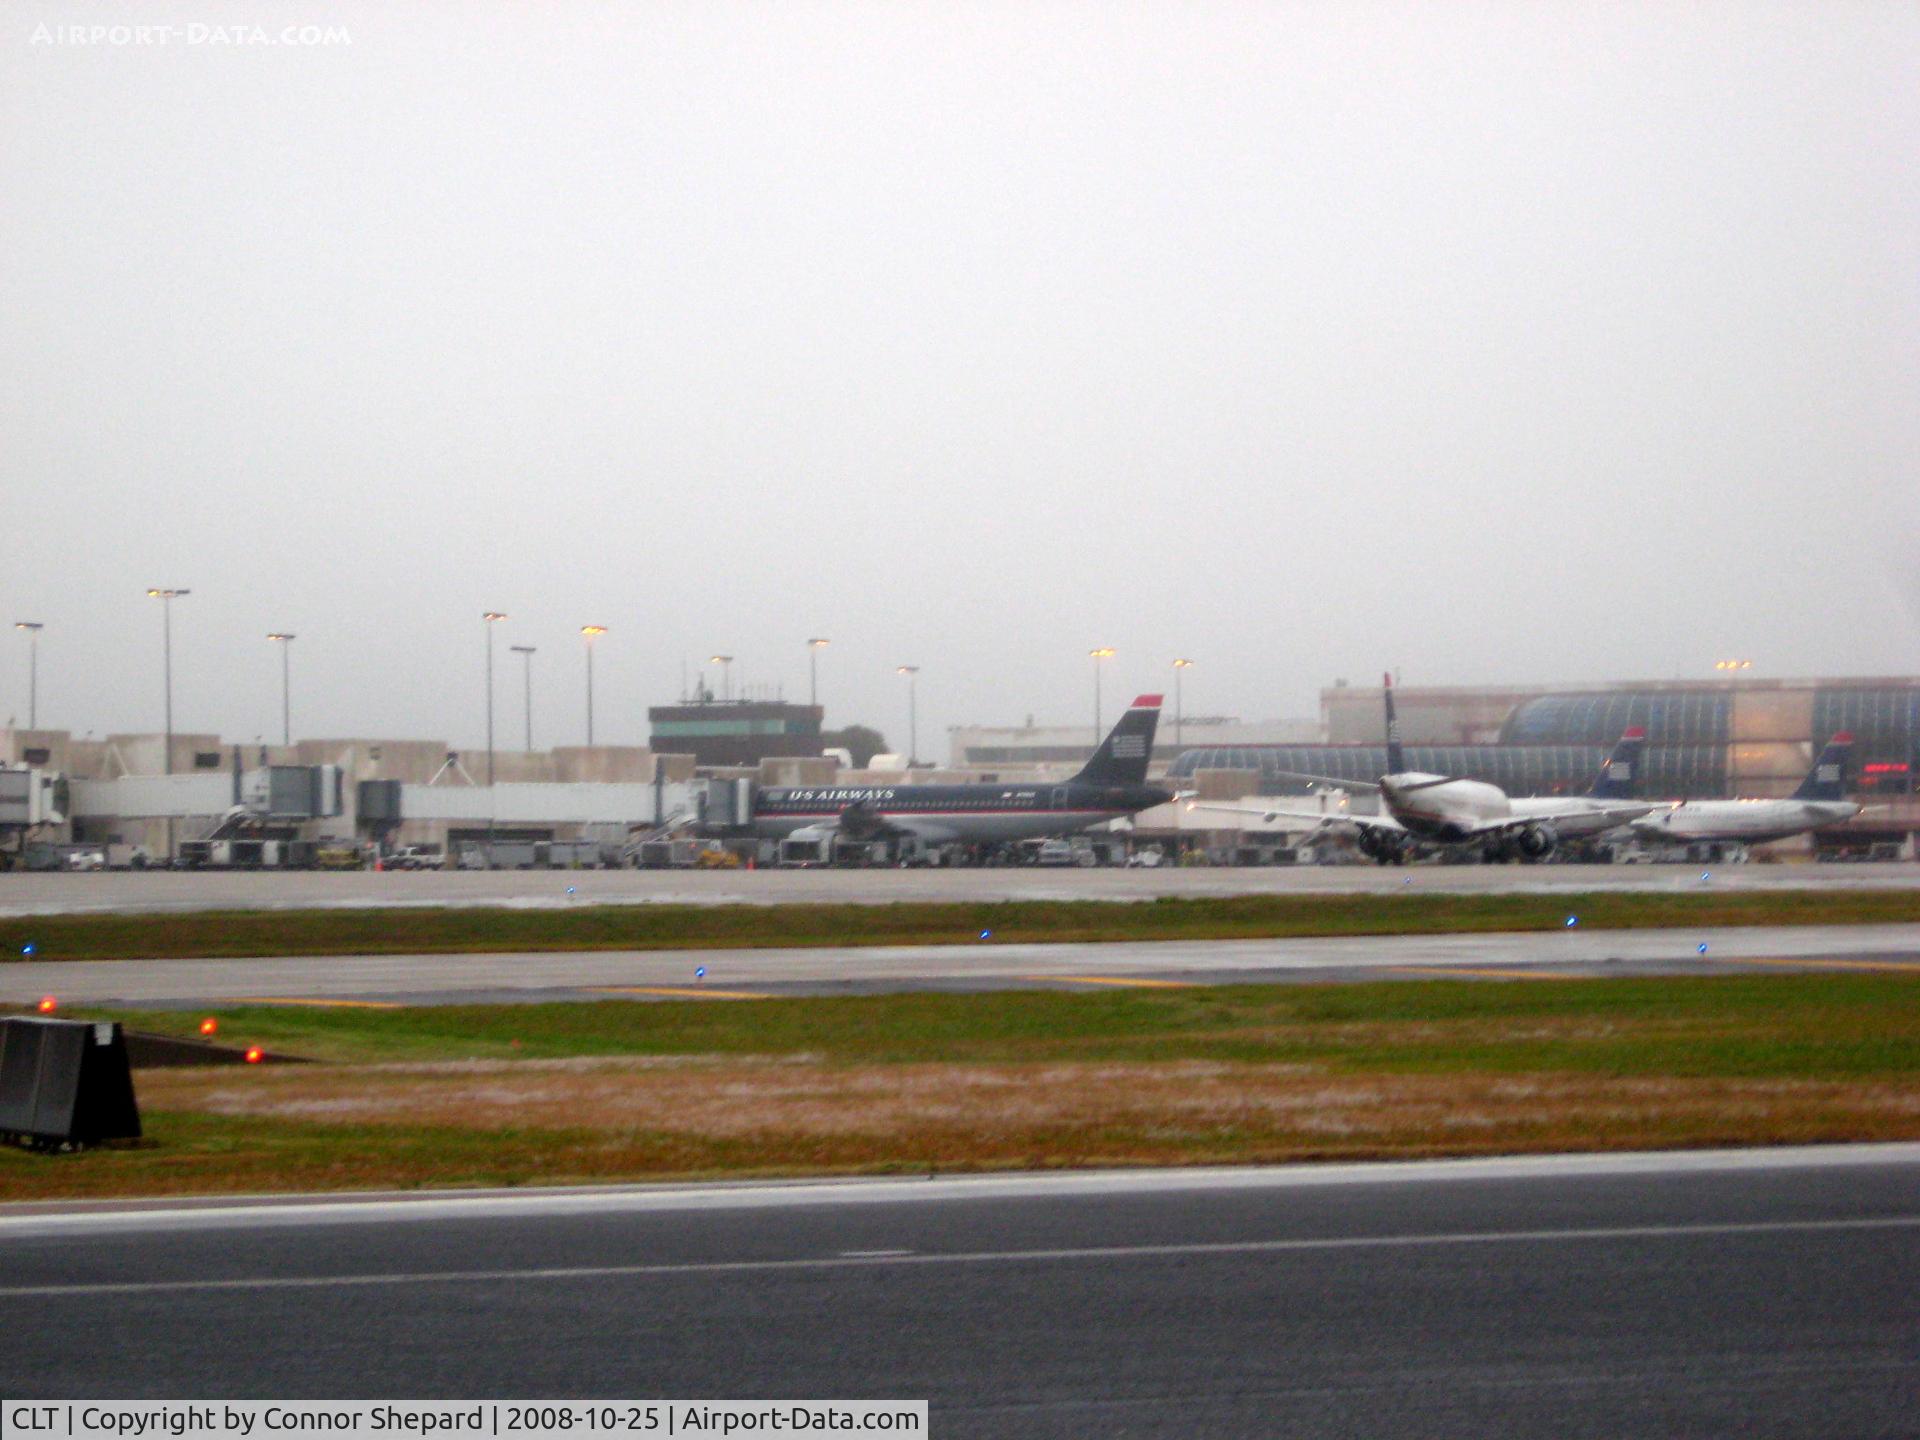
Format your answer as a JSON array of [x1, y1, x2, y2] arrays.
[[37, 995, 56, 1013], [244, 1046, 264, 1064], [200, 1018, 219, 1036]]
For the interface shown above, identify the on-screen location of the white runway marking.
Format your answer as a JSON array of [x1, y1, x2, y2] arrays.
[[4, 1143, 1915, 1238], [4, 1216, 1914, 1300]]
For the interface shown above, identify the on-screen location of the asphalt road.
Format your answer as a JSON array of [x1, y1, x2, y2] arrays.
[[4, 860, 1918, 915], [3, 1147, 1915, 1437], [7, 923, 1919, 1007]]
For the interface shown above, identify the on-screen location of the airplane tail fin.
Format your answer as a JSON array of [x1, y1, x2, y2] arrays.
[[1073, 694, 1162, 786], [1791, 732, 1853, 801], [1588, 727, 1646, 800], [1382, 672, 1406, 774]]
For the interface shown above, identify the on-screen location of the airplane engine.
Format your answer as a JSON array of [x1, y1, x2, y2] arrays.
[[1516, 824, 1555, 860]]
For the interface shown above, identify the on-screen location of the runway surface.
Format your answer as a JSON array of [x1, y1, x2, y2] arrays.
[[4, 1146, 1915, 1437], [4, 859, 1918, 915], [7, 922, 1919, 1007]]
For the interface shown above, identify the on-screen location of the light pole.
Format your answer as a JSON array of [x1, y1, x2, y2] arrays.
[[1089, 647, 1115, 741], [581, 626, 607, 745], [807, 637, 830, 710], [709, 654, 733, 702], [1172, 658, 1194, 749], [13, 623, 43, 729], [483, 612, 508, 789], [266, 633, 296, 747], [147, 588, 189, 862], [896, 666, 920, 767], [511, 644, 536, 751], [146, 589, 190, 770]]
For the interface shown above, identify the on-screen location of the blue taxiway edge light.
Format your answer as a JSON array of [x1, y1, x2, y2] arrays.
[[21, 944, 35, 956], [695, 966, 707, 980], [1565, 916, 1579, 928], [1697, 943, 1709, 955], [979, 930, 992, 940]]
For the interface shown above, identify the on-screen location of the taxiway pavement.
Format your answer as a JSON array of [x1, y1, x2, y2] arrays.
[[6, 922, 1919, 1006], [4, 860, 1918, 917]]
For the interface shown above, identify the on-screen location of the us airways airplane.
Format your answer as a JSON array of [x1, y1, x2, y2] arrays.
[[1627, 733, 1863, 846], [1190, 676, 1650, 862], [755, 695, 1172, 852]]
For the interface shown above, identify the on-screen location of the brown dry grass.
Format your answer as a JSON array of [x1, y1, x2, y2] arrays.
[[141, 1055, 1920, 1152], [7, 972, 1913, 1202]]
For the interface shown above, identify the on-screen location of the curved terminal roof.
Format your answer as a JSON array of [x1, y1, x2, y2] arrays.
[[1498, 692, 1730, 747], [1497, 685, 1920, 753]]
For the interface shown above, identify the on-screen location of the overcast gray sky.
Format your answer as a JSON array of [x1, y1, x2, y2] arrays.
[[4, 1, 1916, 754]]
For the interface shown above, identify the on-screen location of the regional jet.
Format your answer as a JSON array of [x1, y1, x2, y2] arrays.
[[756, 695, 1172, 853], [1627, 733, 1863, 846], [1189, 675, 1650, 863]]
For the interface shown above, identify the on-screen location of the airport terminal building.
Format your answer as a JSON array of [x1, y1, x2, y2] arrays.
[[952, 676, 1919, 851], [1166, 676, 1920, 846], [953, 678, 1918, 799], [4, 673, 1916, 864]]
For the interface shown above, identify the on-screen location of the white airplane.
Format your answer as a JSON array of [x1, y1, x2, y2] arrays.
[[1628, 733, 1863, 846], [1189, 674, 1651, 863]]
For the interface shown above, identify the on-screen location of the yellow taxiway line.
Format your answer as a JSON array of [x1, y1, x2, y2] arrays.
[[1025, 975, 1194, 989], [588, 985, 773, 1000]]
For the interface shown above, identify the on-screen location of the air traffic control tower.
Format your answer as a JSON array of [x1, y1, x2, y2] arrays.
[[646, 698, 825, 768]]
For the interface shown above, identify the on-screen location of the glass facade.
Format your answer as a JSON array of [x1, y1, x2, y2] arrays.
[[1812, 687, 1920, 748], [652, 718, 814, 738], [1167, 744, 1728, 799], [646, 702, 824, 767], [1499, 692, 1731, 747], [1643, 746, 1731, 798], [1813, 687, 1920, 795]]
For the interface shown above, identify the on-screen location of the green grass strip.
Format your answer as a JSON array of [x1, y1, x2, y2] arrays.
[[90, 970, 1920, 1077]]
